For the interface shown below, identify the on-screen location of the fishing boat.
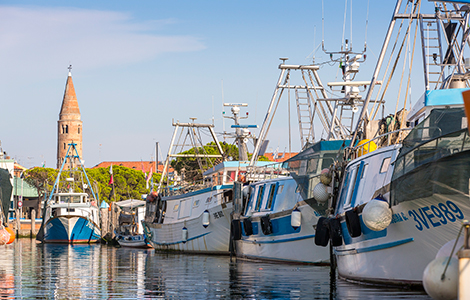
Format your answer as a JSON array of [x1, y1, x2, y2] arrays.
[[114, 199, 151, 248], [38, 142, 100, 243], [291, 0, 470, 286], [142, 111, 273, 254]]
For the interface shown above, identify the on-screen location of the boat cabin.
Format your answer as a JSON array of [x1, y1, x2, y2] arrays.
[[52, 192, 88, 204]]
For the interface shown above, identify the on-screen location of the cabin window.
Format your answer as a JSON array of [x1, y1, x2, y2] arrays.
[[277, 185, 284, 194], [344, 167, 358, 207], [255, 185, 265, 211], [173, 204, 179, 211], [337, 170, 351, 208], [227, 171, 236, 183], [321, 153, 337, 170], [193, 200, 200, 207], [361, 164, 368, 178], [380, 157, 392, 173], [206, 197, 212, 203], [265, 184, 278, 210], [244, 191, 255, 215]]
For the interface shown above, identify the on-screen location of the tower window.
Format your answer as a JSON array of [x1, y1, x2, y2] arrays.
[[64, 143, 66, 149], [78, 127, 80, 134], [62, 125, 65, 134], [65, 125, 69, 134]]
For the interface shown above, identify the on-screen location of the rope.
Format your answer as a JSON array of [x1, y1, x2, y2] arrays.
[[441, 224, 464, 280]]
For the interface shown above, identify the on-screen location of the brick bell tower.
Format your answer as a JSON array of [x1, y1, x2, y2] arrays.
[[57, 65, 83, 169]]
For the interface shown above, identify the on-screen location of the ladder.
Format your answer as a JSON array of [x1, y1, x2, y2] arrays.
[[295, 87, 315, 147], [420, 17, 445, 90]]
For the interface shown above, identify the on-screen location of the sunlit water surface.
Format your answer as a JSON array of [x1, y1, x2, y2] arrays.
[[0, 239, 432, 299]]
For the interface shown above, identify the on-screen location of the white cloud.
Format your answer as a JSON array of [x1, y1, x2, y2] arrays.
[[0, 6, 205, 79]]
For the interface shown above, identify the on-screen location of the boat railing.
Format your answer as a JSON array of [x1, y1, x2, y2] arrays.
[[392, 128, 470, 180], [349, 128, 412, 160], [245, 162, 289, 182]]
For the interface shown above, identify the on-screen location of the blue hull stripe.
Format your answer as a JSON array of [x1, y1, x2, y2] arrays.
[[335, 238, 414, 255], [45, 217, 100, 243], [245, 234, 315, 244], [153, 232, 211, 245]]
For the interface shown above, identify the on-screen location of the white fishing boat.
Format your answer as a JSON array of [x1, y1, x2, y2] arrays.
[[114, 199, 150, 248], [291, 0, 470, 287], [38, 142, 101, 244], [142, 111, 272, 254], [231, 53, 366, 263]]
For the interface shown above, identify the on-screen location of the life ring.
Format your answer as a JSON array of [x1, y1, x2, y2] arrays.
[[329, 218, 343, 246], [242, 218, 253, 236], [314, 217, 330, 247], [260, 216, 273, 235], [345, 209, 362, 238], [231, 219, 242, 241]]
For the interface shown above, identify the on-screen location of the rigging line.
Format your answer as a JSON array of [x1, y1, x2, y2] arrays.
[[322, 0, 325, 51], [342, 0, 348, 51], [371, 1, 413, 122], [393, 12, 413, 125], [288, 72, 291, 154], [350, 0, 353, 50], [370, 1, 411, 120], [364, 0, 370, 51], [393, 1, 420, 126], [399, 0, 421, 141]]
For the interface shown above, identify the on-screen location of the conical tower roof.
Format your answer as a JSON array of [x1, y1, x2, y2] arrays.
[[59, 71, 81, 120]]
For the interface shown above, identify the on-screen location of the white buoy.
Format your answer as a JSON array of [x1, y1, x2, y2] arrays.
[[202, 210, 210, 228], [182, 227, 188, 244], [291, 209, 301, 229], [313, 182, 330, 203], [423, 256, 458, 300], [362, 198, 392, 231], [436, 238, 463, 259]]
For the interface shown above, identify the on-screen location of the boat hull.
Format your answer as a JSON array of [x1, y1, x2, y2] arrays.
[[335, 150, 470, 286], [235, 203, 330, 264], [144, 202, 233, 254], [116, 233, 151, 248], [44, 215, 101, 244]]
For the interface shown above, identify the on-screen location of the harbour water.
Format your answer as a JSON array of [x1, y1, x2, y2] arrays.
[[1, 239, 432, 299]]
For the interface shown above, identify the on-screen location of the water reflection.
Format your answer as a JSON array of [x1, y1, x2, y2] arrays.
[[1, 239, 432, 299]]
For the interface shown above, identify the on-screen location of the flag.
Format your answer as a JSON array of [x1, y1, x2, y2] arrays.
[[109, 164, 114, 185], [146, 167, 153, 189], [42, 161, 45, 168]]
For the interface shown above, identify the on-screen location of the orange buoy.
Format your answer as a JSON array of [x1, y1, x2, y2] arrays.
[[5, 227, 15, 244], [0, 227, 9, 246]]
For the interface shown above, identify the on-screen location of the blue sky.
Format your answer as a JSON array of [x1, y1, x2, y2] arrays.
[[0, 1, 401, 168]]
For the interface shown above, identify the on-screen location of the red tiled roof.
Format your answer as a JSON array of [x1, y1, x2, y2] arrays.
[[92, 161, 171, 173], [263, 152, 298, 162]]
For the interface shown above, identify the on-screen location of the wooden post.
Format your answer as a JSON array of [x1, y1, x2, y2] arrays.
[[100, 207, 109, 240], [31, 209, 36, 238], [15, 209, 20, 238]]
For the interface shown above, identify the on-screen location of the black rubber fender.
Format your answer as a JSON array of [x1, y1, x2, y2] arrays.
[[345, 209, 362, 238], [314, 217, 330, 247], [242, 218, 253, 236], [329, 218, 343, 246], [231, 219, 242, 241], [260, 216, 273, 235]]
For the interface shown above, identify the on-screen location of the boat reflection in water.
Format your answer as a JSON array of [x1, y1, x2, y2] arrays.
[[4, 239, 432, 299]]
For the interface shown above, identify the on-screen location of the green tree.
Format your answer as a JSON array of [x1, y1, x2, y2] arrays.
[[170, 142, 270, 182], [24, 166, 163, 204]]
